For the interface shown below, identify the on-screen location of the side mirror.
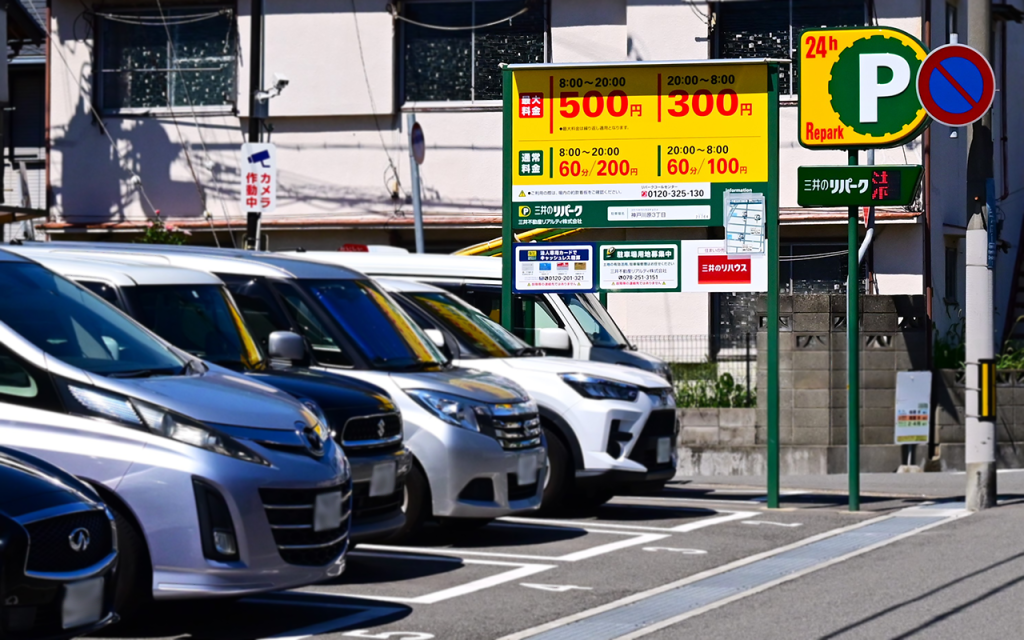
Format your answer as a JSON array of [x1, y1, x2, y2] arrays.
[[536, 327, 571, 352], [268, 331, 306, 362], [424, 328, 446, 349]]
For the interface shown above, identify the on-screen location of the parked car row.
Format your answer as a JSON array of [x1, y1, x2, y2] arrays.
[[0, 242, 677, 638]]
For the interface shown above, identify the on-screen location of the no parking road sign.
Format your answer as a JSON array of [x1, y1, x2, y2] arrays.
[[916, 44, 995, 127]]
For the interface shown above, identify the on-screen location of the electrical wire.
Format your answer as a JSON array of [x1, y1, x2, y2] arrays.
[[386, 2, 529, 31], [26, 2, 159, 219], [779, 249, 850, 262], [95, 10, 229, 27], [351, 0, 405, 212], [154, 0, 236, 247]]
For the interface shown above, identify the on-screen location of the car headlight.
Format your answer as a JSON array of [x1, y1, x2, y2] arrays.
[[405, 389, 491, 432], [649, 388, 676, 409], [559, 373, 640, 402], [63, 383, 269, 466]]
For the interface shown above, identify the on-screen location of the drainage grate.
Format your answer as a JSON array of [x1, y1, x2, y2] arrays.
[[526, 516, 947, 640]]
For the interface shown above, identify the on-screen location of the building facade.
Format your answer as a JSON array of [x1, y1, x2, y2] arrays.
[[36, 0, 1024, 349]]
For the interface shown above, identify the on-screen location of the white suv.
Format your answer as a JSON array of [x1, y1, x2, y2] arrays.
[[376, 277, 677, 509]]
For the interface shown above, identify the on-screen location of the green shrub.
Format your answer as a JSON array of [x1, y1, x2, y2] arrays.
[[672, 365, 754, 408]]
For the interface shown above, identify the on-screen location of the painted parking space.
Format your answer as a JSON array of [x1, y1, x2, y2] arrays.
[[99, 488, 933, 640]]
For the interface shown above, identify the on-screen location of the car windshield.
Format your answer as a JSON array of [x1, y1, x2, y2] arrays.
[[125, 285, 265, 372], [0, 263, 185, 376], [560, 293, 631, 349], [404, 291, 530, 359], [299, 279, 445, 371]]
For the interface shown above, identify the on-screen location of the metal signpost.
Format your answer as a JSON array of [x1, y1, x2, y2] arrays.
[[799, 27, 929, 510], [502, 59, 783, 506]]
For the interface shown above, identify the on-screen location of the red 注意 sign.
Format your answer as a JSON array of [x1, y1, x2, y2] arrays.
[[697, 255, 751, 285]]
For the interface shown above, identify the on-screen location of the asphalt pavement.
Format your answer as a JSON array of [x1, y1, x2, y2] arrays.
[[97, 474, 1024, 640]]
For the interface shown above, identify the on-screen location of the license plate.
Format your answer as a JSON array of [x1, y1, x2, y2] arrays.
[[314, 491, 343, 532], [517, 453, 539, 486], [369, 461, 397, 498], [657, 437, 672, 464], [62, 577, 104, 629]]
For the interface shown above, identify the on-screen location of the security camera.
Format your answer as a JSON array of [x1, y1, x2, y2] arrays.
[[273, 73, 290, 92]]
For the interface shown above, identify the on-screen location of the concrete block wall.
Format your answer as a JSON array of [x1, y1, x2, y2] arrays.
[[679, 294, 930, 474]]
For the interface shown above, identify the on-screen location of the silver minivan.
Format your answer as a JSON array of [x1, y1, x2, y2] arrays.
[[0, 249, 351, 612], [5, 244, 547, 538]]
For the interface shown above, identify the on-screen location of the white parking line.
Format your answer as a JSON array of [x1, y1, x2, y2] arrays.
[[502, 509, 758, 533], [360, 529, 669, 563], [329, 555, 555, 604]]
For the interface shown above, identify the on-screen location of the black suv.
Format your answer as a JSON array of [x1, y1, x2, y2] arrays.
[[0, 447, 117, 639]]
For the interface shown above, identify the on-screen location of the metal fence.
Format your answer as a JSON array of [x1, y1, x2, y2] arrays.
[[630, 334, 757, 395]]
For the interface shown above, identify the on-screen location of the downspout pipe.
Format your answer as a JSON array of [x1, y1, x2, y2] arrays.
[[858, 149, 876, 267]]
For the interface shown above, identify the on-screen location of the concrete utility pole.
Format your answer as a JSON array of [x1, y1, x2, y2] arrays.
[[245, 0, 265, 250], [964, 0, 996, 511]]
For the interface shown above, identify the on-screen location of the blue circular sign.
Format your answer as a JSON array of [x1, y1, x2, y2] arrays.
[[916, 44, 995, 127]]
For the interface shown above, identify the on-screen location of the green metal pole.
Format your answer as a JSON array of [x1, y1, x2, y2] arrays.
[[766, 64, 780, 509], [847, 149, 860, 512], [501, 66, 515, 333]]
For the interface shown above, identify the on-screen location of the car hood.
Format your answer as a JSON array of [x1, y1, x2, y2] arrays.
[[101, 369, 310, 430], [502, 356, 671, 389], [0, 447, 102, 517], [387, 368, 529, 403], [245, 368, 396, 415]]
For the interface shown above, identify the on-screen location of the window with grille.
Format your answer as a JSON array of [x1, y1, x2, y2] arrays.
[[401, 0, 547, 103], [713, 0, 866, 96], [97, 7, 236, 112]]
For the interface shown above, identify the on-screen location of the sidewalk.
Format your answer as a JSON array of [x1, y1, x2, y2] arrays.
[[677, 470, 1024, 500]]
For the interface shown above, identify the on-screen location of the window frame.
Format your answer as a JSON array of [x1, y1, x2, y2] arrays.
[[94, 4, 238, 117], [398, 0, 550, 110]]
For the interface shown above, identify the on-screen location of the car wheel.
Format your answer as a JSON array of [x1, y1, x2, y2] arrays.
[[538, 426, 570, 514], [383, 463, 429, 544], [110, 505, 152, 620]]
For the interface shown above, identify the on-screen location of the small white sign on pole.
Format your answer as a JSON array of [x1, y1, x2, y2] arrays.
[[895, 371, 932, 444], [240, 143, 277, 213]]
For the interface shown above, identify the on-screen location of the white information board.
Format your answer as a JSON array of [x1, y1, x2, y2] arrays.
[[895, 371, 932, 444], [513, 243, 595, 293], [598, 243, 680, 292], [678, 240, 768, 293]]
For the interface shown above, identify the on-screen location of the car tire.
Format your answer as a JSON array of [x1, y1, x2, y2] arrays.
[[383, 462, 430, 544], [110, 505, 152, 620], [539, 426, 570, 514]]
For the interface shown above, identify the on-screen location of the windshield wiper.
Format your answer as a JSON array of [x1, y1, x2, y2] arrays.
[[107, 369, 159, 379]]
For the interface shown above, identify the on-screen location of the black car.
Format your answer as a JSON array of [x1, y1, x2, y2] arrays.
[[0, 446, 117, 639]]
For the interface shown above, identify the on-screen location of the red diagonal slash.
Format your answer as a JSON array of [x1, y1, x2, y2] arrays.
[[935, 62, 978, 107]]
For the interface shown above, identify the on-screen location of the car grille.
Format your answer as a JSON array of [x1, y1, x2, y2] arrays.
[[479, 409, 543, 451], [337, 413, 403, 449], [627, 409, 679, 472], [24, 509, 114, 574], [351, 477, 405, 521], [259, 482, 352, 566]]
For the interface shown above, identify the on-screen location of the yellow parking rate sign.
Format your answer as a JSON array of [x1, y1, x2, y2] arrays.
[[799, 27, 928, 149]]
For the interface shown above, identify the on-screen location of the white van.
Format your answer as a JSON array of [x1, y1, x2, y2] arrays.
[[283, 250, 673, 381]]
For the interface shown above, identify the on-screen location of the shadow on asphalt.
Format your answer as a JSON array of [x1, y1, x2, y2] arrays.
[[402, 520, 588, 549], [95, 594, 410, 639], [333, 552, 464, 585]]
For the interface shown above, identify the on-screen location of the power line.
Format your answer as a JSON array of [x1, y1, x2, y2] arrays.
[[386, 2, 529, 31], [154, 0, 237, 247]]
